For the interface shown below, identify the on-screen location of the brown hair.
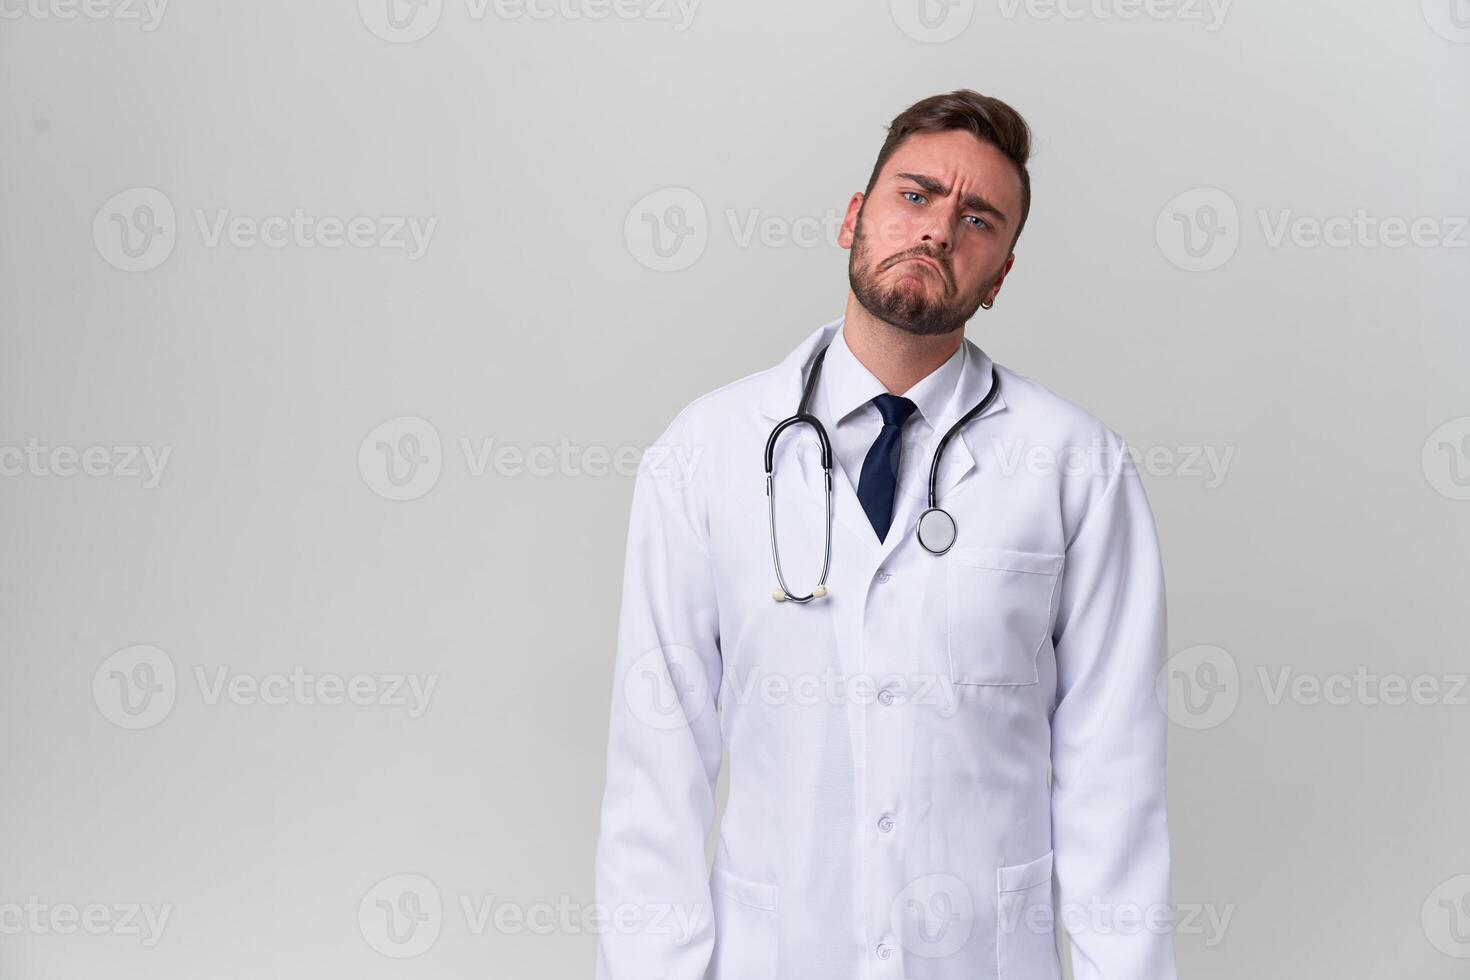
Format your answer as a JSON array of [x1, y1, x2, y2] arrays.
[[862, 89, 1034, 248]]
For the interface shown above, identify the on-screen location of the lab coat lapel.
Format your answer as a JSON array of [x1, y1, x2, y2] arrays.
[[761, 317, 883, 553], [932, 339, 1007, 501], [756, 318, 842, 421], [795, 425, 884, 549]]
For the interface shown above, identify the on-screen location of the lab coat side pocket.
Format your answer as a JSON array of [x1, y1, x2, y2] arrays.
[[946, 548, 1063, 686], [706, 866, 779, 980], [996, 849, 1061, 980]]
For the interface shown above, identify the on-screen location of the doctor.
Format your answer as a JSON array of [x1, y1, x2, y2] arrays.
[[594, 89, 1178, 980]]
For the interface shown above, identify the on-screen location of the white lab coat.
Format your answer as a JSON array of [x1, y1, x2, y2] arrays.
[[594, 316, 1177, 980]]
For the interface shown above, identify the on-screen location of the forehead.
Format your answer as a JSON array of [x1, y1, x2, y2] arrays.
[[879, 130, 1023, 206]]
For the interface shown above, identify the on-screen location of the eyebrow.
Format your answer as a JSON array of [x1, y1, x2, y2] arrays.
[[892, 171, 1010, 226]]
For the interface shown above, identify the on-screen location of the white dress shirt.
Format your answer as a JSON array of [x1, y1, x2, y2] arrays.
[[817, 323, 966, 528]]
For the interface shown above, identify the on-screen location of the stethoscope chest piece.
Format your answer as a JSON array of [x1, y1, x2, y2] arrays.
[[916, 507, 957, 555]]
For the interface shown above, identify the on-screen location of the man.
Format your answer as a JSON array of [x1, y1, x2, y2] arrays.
[[595, 89, 1177, 980]]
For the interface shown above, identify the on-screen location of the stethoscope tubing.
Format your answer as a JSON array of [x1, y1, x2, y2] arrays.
[[764, 341, 999, 601]]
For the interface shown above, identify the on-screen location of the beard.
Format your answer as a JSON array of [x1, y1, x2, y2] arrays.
[[848, 209, 997, 337]]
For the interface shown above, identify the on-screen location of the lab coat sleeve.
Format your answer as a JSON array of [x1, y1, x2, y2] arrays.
[[1049, 439, 1178, 980], [593, 411, 723, 980]]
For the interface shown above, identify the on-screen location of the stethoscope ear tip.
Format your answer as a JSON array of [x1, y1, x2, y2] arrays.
[[771, 585, 829, 602]]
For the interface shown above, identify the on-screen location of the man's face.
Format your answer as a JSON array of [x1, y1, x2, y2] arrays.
[[840, 130, 1023, 336]]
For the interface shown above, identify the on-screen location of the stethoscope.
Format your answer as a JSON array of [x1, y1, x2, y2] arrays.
[[762, 342, 1001, 602]]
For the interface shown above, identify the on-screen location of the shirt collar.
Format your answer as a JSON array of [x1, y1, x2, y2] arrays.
[[822, 319, 966, 430]]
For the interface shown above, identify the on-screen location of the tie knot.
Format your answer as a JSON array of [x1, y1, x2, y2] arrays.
[[872, 393, 918, 427]]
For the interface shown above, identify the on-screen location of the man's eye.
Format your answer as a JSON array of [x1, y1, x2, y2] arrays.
[[964, 215, 989, 228], [902, 191, 926, 205]]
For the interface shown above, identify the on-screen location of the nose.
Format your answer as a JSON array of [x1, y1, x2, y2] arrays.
[[919, 221, 951, 254], [915, 214, 954, 267], [922, 199, 964, 251]]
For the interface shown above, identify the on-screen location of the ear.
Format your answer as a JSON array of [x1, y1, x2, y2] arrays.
[[837, 192, 864, 249], [985, 252, 1017, 304]]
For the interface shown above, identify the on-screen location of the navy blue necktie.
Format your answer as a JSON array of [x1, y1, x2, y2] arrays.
[[857, 393, 918, 542]]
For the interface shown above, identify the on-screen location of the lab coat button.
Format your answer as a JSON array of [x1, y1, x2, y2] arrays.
[[877, 688, 896, 706], [875, 942, 893, 960], [877, 814, 895, 833], [876, 568, 892, 583]]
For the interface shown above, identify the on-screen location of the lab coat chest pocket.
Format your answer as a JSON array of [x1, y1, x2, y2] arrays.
[[946, 547, 1064, 686], [706, 866, 779, 980], [996, 849, 1061, 979]]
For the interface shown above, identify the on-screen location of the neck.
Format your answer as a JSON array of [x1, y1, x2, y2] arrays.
[[840, 293, 964, 395]]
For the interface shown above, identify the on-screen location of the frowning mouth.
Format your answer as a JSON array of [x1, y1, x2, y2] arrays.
[[896, 255, 945, 278]]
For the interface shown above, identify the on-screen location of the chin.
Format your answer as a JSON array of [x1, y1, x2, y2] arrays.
[[876, 301, 966, 337], [888, 318, 965, 338]]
